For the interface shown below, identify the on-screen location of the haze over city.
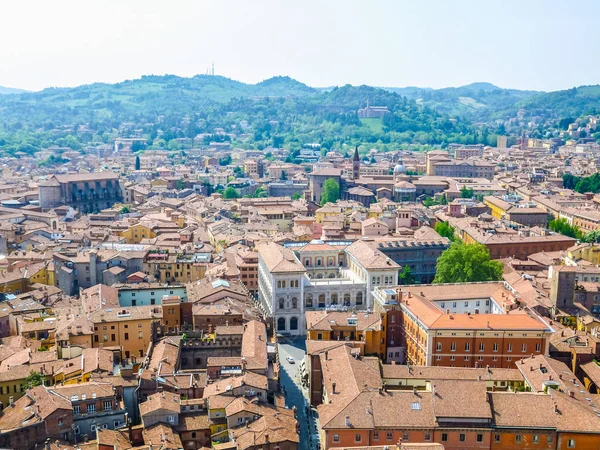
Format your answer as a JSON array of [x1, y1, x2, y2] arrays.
[[2, 2, 600, 450], [1, 0, 599, 91]]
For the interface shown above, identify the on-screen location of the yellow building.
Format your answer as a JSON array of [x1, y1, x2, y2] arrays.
[[89, 305, 162, 360], [0, 261, 52, 296], [315, 205, 343, 224], [568, 243, 600, 265], [120, 223, 158, 244], [483, 196, 510, 220], [305, 311, 386, 358], [143, 251, 206, 284]]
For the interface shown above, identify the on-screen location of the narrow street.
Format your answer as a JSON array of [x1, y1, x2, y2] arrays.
[[278, 337, 320, 450]]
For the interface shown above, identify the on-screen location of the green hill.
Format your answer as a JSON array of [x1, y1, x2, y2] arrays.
[[0, 86, 28, 95], [512, 85, 600, 119]]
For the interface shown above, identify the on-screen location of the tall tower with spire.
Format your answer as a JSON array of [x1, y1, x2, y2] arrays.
[[352, 146, 360, 180]]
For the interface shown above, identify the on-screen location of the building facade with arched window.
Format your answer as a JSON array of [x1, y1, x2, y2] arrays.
[[257, 240, 400, 336]]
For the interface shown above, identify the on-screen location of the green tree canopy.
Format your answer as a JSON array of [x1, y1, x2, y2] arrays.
[[175, 179, 186, 190], [223, 186, 240, 199], [434, 242, 503, 284], [135, 155, 141, 170], [321, 178, 340, 205], [399, 265, 416, 285], [460, 186, 474, 198], [548, 217, 583, 239], [582, 230, 600, 243], [25, 370, 45, 389], [434, 221, 456, 241]]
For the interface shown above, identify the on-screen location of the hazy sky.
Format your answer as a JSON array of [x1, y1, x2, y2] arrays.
[[1, 0, 598, 92]]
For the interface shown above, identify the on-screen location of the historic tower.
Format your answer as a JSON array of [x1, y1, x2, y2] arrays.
[[352, 146, 360, 180]]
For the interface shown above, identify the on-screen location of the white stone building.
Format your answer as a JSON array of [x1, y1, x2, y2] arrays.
[[257, 240, 400, 335]]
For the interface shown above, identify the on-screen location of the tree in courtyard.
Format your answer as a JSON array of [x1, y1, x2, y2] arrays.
[[175, 179, 186, 190], [223, 187, 240, 199], [25, 370, 45, 389], [548, 218, 583, 240], [399, 265, 416, 285], [135, 155, 141, 170], [460, 186, 474, 199], [433, 242, 503, 284], [434, 222, 456, 241], [321, 178, 340, 205]]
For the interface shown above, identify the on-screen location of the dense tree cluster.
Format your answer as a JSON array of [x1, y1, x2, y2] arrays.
[[434, 242, 503, 284]]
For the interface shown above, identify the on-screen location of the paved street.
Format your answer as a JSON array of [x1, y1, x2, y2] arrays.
[[278, 337, 320, 450]]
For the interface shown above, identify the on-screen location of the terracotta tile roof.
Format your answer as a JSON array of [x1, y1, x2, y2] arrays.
[[241, 320, 268, 371], [381, 364, 524, 383], [306, 311, 382, 332], [143, 422, 183, 450], [202, 372, 269, 399], [346, 240, 400, 270], [178, 413, 210, 431], [431, 380, 492, 420], [256, 241, 305, 274], [140, 391, 181, 417], [489, 392, 556, 429], [230, 412, 299, 450]]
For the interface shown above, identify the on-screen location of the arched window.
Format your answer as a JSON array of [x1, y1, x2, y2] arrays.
[[277, 317, 286, 331], [317, 273, 324, 279], [318, 294, 326, 307], [356, 292, 363, 305], [278, 298, 285, 310], [331, 293, 338, 305], [290, 317, 298, 330], [306, 295, 313, 307], [291, 297, 298, 309], [328, 273, 335, 279], [344, 293, 351, 306]]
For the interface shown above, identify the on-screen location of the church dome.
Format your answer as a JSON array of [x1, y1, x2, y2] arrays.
[[393, 162, 407, 174]]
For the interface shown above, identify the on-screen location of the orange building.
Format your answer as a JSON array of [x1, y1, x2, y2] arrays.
[[90, 305, 162, 360], [395, 283, 553, 369]]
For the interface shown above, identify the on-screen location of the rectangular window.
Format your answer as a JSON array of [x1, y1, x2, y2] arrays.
[[515, 435, 522, 443], [168, 415, 176, 423], [547, 435, 554, 444], [103, 400, 112, 411], [536, 343, 541, 352], [138, 331, 143, 339], [88, 404, 96, 413], [73, 405, 80, 414], [436, 342, 442, 351], [568, 439, 575, 448], [522, 343, 527, 352], [373, 432, 379, 441], [402, 432, 409, 441], [355, 434, 362, 443], [477, 434, 483, 442], [507, 343, 512, 352], [441, 433, 448, 442], [494, 434, 500, 442], [480, 342, 484, 352], [333, 435, 340, 443], [124, 333, 129, 340], [459, 434, 466, 442], [424, 432, 431, 441], [493, 343, 498, 352], [450, 342, 456, 351], [465, 342, 470, 351], [386, 432, 393, 441], [533, 435, 539, 443]]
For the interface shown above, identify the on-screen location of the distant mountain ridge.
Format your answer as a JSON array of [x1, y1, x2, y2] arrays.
[[1, 74, 599, 124], [0, 86, 29, 95]]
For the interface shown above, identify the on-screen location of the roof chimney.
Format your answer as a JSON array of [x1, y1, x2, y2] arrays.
[[345, 416, 351, 427], [332, 382, 336, 394]]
